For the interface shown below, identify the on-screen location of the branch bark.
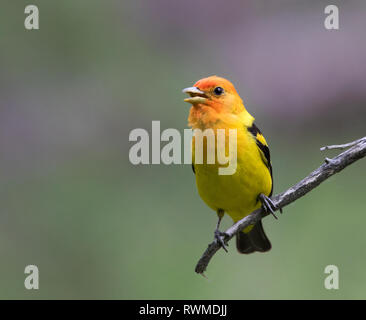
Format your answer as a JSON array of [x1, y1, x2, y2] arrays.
[[195, 136, 366, 275]]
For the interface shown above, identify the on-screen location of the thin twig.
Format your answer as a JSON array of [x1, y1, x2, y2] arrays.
[[320, 137, 366, 151], [195, 136, 366, 275]]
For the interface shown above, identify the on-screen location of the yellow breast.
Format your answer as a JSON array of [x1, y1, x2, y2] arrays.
[[192, 121, 272, 223]]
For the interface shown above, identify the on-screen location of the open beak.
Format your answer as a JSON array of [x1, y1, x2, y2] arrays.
[[182, 87, 207, 104]]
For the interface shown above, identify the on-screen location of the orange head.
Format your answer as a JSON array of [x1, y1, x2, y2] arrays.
[[182, 76, 245, 114]]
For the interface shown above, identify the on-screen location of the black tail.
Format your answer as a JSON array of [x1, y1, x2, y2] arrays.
[[236, 221, 271, 254]]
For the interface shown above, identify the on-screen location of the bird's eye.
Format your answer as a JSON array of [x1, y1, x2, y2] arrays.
[[214, 86, 224, 96]]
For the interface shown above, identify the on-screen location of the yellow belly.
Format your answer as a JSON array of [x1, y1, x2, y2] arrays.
[[193, 130, 272, 223]]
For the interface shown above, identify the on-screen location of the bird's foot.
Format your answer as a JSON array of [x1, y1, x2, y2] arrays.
[[259, 193, 281, 219], [214, 229, 229, 253]]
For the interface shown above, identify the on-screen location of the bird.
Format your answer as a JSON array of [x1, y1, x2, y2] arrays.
[[183, 75, 279, 254]]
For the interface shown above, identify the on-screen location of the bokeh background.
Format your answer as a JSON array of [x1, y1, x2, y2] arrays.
[[0, 0, 365, 299]]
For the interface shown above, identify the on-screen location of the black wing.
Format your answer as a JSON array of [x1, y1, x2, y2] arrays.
[[248, 123, 273, 197]]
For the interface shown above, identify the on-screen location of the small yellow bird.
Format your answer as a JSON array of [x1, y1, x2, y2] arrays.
[[183, 76, 278, 253]]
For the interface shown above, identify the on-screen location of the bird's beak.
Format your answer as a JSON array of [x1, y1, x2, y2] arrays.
[[182, 87, 207, 104]]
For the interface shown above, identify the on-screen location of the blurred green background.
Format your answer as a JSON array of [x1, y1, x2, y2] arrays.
[[0, 0, 365, 299]]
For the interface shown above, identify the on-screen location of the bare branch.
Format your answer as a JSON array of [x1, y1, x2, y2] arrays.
[[195, 136, 366, 275], [320, 137, 366, 151]]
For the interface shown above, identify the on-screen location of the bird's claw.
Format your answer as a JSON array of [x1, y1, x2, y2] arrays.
[[259, 193, 280, 219], [214, 229, 229, 253]]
